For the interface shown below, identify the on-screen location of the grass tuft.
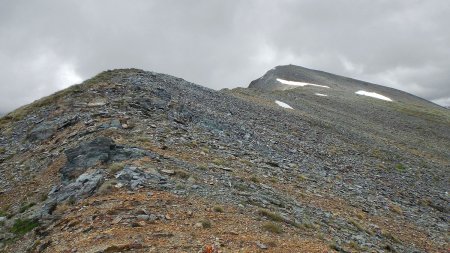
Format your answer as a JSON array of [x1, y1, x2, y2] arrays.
[[175, 169, 190, 179], [389, 204, 403, 215], [212, 158, 227, 166], [19, 202, 35, 213], [381, 230, 401, 243], [258, 209, 284, 222], [395, 163, 406, 171], [108, 162, 125, 174], [262, 222, 283, 234], [201, 219, 212, 228], [10, 218, 39, 236], [250, 176, 260, 183]]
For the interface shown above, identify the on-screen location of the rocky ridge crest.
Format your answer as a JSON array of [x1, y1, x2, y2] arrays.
[[0, 67, 448, 252]]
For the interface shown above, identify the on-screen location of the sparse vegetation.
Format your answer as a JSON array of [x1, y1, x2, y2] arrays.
[[258, 209, 284, 222], [19, 202, 35, 213], [40, 193, 48, 202], [233, 182, 249, 192], [298, 174, 307, 181], [347, 219, 375, 235], [240, 159, 253, 166], [97, 180, 117, 195], [381, 230, 401, 243], [0, 84, 84, 127], [302, 221, 317, 229], [250, 176, 260, 183], [395, 163, 406, 171], [185, 141, 198, 148], [212, 158, 227, 166], [347, 241, 367, 251], [370, 148, 384, 159], [355, 212, 364, 220], [200, 147, 210, 153], [108, 162, 125, 174], [392, 102, 450, 124], [268, 177, 277, 183], [83, 69, 124, 86], [201, 219, 212, 228], [10, 218, 39, 235], [389, 204, 403, 214], [175, 169, 190, 179], [349, 219, 364, 231], [197, 164, 208, 170], [136, 136, 152, 145], [175, 182, 185, 190], [327, 145, 343, 156], [329, 243, 340, 251], [0, 210, 8, 217], [67, 196, 76, 206], [262, 222, 283, 234], [213, 206, 224, 213]]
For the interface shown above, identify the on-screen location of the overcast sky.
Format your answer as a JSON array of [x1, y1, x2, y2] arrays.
[[1, 0, 449, 113]]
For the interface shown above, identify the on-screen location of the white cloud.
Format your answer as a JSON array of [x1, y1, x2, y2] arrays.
[[0, 0, 449, 112], [56, 64, 83, 89], [432, 97, 450, 107]]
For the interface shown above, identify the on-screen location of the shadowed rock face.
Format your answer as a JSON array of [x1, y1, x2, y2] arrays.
[[27, 122, 56, 142], [61, 137, 114, 180], [0, 68, 448, 253], [61, 137, 154, 180]]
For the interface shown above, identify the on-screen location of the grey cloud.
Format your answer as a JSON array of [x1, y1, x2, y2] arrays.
[[1, 0, 450, 113]]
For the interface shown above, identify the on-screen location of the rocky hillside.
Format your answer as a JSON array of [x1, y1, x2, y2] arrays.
[[0, 66, 448, 253]]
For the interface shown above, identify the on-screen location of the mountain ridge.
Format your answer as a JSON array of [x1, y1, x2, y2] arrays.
[[249, 64, 441, 108], [0, 67, 448, 252]]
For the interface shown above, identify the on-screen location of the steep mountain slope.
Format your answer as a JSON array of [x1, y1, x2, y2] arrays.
[[0, 67, 448, 253]]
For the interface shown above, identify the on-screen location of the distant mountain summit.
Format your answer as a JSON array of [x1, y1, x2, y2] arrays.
[[249, 64, 438, 107], [0, 67, 449, 252], [249, 65, 335, 91]]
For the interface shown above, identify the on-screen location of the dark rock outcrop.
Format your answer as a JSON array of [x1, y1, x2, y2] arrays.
[[61, 137, 155, 180], [27, 122, 56, 142]]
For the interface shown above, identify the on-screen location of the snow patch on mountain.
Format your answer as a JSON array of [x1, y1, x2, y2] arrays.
[[355, 90, 392, 101], [275, 100, 293, 109], [276, 78, 330, 88], [315, 93, 328, 97]]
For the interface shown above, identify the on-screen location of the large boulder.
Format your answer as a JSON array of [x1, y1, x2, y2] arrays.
[[60, 137, 155, 181], [49, 169, 105, 202], [61, 137, 113, 180], [38, 169, 105, 217], [27, 122, 56, 141]]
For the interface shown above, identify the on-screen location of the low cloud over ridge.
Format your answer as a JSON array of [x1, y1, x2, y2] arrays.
[[1, 0, 450, 113]]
